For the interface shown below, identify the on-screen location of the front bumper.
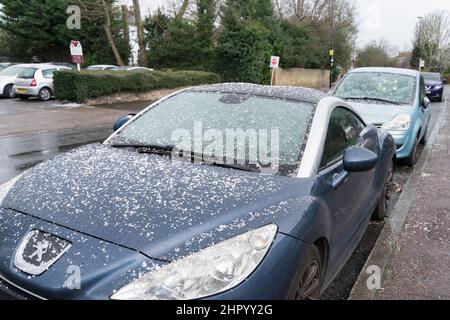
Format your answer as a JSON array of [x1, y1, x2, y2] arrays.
[[389, 131, 411, 159], [426, 87, 444, 99], [14, 86, 40, 96], [0, 208, 310, 300]]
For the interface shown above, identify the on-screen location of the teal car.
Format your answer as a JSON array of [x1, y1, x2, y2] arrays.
[[333, 67, 431, 166]]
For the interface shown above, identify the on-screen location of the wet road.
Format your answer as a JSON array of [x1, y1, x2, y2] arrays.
[[0, 94, 446, 300], [0, 99, 152, 183]]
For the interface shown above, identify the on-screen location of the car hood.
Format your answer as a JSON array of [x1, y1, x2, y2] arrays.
[[425, 80, 443, 86], [4, 144, 314, 262], [346, 102, 413, 125]]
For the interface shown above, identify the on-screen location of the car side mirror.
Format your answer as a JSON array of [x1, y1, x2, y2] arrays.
[[422, 96, 431, 109], [113, 114, 136, 131], [344, 146, 378, 172]]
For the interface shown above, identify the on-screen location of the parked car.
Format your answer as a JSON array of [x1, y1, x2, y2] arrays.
[[422, 72, 446, 102], [45, 62, 77, 70], [0, 63, 17, 71], [13, 64, 72, 101], [0, 64, 28, 99], [113, 66, 154, 72], [85, 65, 118, 71], [333, 67, 431, 166], [0, 84, 396, 300]]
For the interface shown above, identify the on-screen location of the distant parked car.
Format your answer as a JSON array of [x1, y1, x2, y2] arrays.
[[86, 65, 118, 71], [113, 66, 154, 72], [46, 62, 77, 70], [13, 64, 71, 101], [0, 63, 18, 71], [0, 64, 28, 99], [333, 67, 431, 166], [422, 72, 446, 102]]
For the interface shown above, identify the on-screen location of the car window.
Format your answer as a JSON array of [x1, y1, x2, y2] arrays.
[[42, 69, 56, 78], [110, 91, 316, 177], [17, 68, 37, 79], [320, 107, 365, 168]]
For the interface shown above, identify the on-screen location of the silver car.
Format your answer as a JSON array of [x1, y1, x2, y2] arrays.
[[13, 64, 71, 101], [0, 64, 28, 99]]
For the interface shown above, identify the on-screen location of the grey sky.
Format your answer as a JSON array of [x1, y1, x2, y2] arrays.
[[121, 0, 450, 51]]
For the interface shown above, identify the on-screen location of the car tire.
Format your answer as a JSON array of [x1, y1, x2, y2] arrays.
[[18, 95, 29, 100], [372, 160, 394, 221], [289, 246, 322, 300], [404, 137, 419, 167], [38, 87, 52, 101], [3, 84, 16, 99]]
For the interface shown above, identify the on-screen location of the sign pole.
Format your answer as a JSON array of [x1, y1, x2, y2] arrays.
[[77, 63, 81, 72]]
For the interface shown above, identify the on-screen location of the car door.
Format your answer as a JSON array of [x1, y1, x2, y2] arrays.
[[41, 69, 57, 91], [318, 107, 378, 271], [418, 75, 431, 137]]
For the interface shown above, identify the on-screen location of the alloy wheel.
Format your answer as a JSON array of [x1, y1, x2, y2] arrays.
[[294, 260, 321, 300]]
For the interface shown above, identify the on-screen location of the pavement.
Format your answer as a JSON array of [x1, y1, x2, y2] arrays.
[[350, 88, 450, 300]]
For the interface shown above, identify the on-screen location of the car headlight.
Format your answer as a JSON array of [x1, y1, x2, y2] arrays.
[[382, 114, 411, 131], [433, 85, 443, 90], [0, 173, 25, 207], [111, 224, 278, 300]]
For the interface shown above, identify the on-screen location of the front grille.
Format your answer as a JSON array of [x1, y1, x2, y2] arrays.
[[0, 278, 38, 300]]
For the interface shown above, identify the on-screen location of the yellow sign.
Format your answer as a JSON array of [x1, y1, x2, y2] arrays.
[[329, 49, 335, 56]]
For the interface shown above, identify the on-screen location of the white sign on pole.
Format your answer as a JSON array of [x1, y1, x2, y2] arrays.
[[420, 59, 425, 68], [270, 56, 280, 69], [70, 40, 84, 71]]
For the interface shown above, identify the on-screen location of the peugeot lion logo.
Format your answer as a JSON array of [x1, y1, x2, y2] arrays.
[[14, 230, 72, 276]]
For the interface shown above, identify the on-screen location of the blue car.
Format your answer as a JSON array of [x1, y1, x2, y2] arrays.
[[0, 84, 395, 300], [422, 72, 446, 102], [333, 67, 432, 166]]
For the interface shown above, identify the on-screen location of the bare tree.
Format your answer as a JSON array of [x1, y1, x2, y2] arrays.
[[132, 0, 148, 66], [78, 0, 125, 66], [414, 10, 450, 71]]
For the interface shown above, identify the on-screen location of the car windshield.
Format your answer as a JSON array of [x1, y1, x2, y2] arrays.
[[422, 73, 441, 81], [0, 66, 26, 76], [108, 91, 315, 176], [335, 72, 416, 105], [17, 68, 37, 79]]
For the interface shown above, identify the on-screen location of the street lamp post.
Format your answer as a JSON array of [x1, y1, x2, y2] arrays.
[[417, 16, 423, 71], [329, 0, 335, 89]]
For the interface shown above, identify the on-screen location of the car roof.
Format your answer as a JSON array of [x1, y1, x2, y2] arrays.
[[190, 83, 327, 104], [12, 63, 69, 69], [349, 67, 419, 77]]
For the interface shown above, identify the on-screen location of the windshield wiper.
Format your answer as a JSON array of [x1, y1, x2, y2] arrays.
[[343, 97, 401, 105], [210, 162, 259, 173], [110, 143, 175, 155]]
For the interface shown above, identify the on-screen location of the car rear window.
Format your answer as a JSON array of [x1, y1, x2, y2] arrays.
[[17, 68, 37, 79]]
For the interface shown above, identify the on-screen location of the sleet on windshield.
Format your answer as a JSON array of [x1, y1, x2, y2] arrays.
[[109, 91, 315, 176], [335, 72, 416, 104]]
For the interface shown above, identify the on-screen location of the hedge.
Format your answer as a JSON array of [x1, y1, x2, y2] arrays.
[[54, 70, 221, 102]]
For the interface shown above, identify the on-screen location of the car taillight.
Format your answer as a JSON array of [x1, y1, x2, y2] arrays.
[[30, 79, 37, 86]]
